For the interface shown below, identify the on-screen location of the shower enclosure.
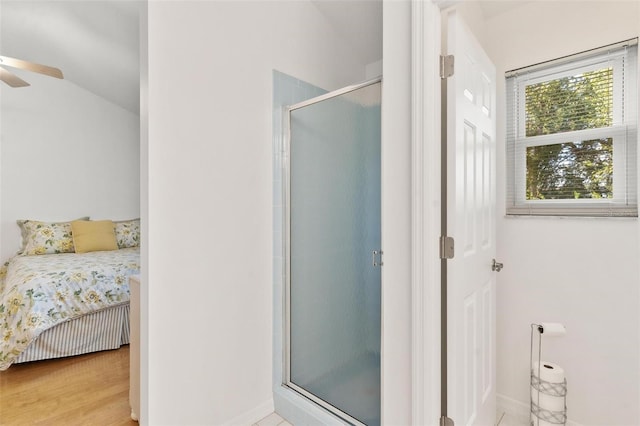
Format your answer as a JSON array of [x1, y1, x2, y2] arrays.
[[284, 78, 382, 426]]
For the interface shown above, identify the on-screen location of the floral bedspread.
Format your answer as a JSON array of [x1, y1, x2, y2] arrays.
[[0, 247, 140, 370]]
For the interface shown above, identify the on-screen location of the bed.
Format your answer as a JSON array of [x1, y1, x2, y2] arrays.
[[0, 218, 140, 370]]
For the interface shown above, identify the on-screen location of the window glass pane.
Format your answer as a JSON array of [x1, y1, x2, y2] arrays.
[[526, 138, 613, 200], [525, 67, 613, 137]]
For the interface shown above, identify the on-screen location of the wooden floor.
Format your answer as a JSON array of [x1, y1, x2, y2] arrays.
[[0, 346, 137, 426]]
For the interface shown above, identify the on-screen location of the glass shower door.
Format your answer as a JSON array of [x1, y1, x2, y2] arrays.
[[285, 80, 381, 426]]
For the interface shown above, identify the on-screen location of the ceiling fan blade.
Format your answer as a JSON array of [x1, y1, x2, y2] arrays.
[[0, 67, 30, 88], [0, 55, 63, 79]]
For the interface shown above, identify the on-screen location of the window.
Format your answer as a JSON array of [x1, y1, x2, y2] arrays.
[[506, 39, 638, 217]]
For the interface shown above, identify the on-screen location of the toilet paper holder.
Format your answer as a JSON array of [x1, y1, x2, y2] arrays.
[[530, 323, 567, 426]]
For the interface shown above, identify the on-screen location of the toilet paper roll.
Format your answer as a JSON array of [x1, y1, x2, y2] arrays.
[[531, 386, 564, 411], [530, 412, 562, 426], [531, 361, 566, 426], [532, 361, 565, 384], [539, 322, 566, 337]]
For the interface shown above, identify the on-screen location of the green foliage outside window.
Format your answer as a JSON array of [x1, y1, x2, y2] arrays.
[[524, 68, 614, 200]]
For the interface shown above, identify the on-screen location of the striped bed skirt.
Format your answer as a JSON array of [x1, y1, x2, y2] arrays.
[[14, 303, 130, 364]]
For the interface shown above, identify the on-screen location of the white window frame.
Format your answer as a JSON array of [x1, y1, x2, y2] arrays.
[[506, 40, 638, 217]]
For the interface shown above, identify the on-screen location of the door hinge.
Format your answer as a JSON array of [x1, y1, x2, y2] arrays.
[[439, 236, 455, 259], [440, 54, 454, 78], [439, 416, 454, 426]]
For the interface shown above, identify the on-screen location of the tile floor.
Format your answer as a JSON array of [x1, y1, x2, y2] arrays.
[[254, 412, 292, 426], [255, 410, 525, 426], [496, 411, 528, 426]]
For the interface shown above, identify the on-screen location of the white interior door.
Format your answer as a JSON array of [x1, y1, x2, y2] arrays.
[[445, 10, 497, 426]]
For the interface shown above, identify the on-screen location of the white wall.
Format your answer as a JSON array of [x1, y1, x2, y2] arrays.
[[381, 1, 412, 424], [0, 74, 140, 262], [145, 1, 368, 424], [482, 2, 640, 425], [452, 0, 488, 48]]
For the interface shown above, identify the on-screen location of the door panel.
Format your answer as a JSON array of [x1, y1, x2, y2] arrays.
[[446, 10, 497, 426]]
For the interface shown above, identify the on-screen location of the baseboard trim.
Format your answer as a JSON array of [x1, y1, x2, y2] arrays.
[[222, 398, 275, 426], [497, 393, 582, 426]]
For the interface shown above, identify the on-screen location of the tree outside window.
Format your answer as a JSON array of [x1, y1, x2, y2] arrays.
[[505, 40, 637, 217]]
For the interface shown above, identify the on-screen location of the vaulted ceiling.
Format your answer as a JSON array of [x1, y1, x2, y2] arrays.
[[1, 0, 140, 115]]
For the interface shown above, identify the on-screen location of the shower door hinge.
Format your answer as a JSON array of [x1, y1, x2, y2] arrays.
[[373, 250, 383, 267], [439, 236, 455, 259], [440, 55, 455, 79], [439, 416, 454, 426]]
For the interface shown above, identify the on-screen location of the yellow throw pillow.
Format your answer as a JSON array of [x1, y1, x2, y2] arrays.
[[71, 220, 118, 254]]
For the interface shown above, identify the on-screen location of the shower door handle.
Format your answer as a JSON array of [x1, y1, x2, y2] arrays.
[[373, 250, 383, 267]]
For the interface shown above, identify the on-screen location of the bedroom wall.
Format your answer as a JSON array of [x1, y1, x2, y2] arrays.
[[0, 75, 140, 262], [482, 2, 640, 424], [145, 1, 370, 424]]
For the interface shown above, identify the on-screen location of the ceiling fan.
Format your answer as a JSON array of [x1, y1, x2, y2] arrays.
[[0, 55, 64, 88]]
